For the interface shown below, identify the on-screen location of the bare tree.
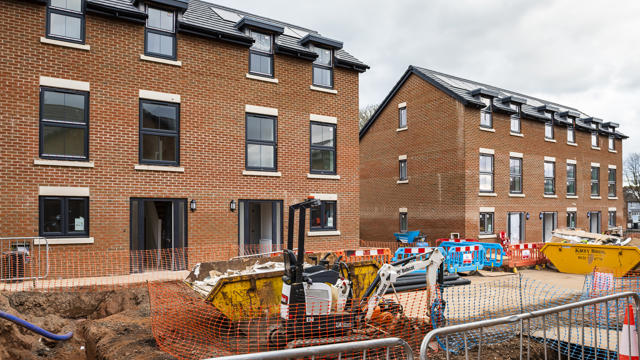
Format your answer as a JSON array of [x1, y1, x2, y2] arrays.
[[625, 153, 640, 200], [359, 104, 379, 130]]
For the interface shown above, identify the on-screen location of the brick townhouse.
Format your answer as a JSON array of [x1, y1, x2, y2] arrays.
[[1, 0, 367, 271], [359, 66, 627, 244]]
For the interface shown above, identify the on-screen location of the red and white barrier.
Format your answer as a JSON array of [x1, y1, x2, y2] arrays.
[[506, 242, 547, 268]]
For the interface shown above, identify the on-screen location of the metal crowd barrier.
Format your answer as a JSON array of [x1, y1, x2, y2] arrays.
[[0, 237, 48, 282], [208, 337, 414, 360], [420, 291, 640, 360]]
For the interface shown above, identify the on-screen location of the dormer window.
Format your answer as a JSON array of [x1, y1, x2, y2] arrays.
[[46, 0, 85, 43], [510, 104, 521, 133], [145, 6, 176, 60], [248, 30, 274, 77], [480, 97, 492, 128], [311, 45, 333, 88], [591, 131, 599, 148]]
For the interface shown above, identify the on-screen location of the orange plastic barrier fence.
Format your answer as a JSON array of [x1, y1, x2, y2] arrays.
[[334, 248, 392, 264], [506, 242, 547, 268]]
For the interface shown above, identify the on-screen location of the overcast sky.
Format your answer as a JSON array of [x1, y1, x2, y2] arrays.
[[208, 0, 639, 157]]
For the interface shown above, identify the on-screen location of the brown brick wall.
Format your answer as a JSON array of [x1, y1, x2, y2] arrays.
[[360, 73, 466, 243], [360, 71, 625, 244], [1, 1, 361, 263]]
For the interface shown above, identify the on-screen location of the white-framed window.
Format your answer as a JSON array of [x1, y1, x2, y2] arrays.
[[479, 154, 494, 192], [480, 97, 492, 128], [608, 136, 615, 151], [545, 121, 554, 139], [567, 126, 575, 144]]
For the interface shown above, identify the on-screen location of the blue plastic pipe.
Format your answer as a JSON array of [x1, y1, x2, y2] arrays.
[[0, 310, 73, 341]]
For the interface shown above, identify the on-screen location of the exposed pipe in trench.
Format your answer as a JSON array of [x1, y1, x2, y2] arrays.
[[0, 310, 73, 341]]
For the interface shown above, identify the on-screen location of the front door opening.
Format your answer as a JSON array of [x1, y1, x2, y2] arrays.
[[239, 200, 282, 256], [130, 198, 187, 273], [508, 212, 525, 244], [542, 212, 557, 242], [590, 211, 601, 233]]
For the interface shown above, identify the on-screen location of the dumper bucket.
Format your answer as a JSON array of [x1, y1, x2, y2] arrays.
[[541, 243, 640, 277], [184, 254, 380, 322]]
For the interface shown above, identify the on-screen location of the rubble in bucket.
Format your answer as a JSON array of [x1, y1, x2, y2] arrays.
[[550, 228, 633, 246]]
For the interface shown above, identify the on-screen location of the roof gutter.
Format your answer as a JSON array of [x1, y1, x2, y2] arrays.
[[178, 23, 254, 47]]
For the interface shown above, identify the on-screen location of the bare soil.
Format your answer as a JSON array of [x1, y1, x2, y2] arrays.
[[0, 286, 174, 360]]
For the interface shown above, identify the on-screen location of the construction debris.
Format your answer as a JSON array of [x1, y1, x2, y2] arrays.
[[550, 228, 631, 246]]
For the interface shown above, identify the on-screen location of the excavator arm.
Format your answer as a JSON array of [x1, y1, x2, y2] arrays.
[[362, 248, 445, 321]]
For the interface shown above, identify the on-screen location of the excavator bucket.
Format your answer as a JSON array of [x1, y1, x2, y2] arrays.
[[184, 253, 380, 322]]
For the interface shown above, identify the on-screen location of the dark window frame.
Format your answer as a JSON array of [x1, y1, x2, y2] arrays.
[[139, 99, 180, 166], [248, 29, 274, 78], [309, 122, 336, 175], [245, 113, 277, 172], [608, 211, 616, 227], [479, 154, 494, 193], [591, 131, 599, 148], [567, 126, 576, 144], [544, 121, 554, 140], [398, 106, 407, 128], [310, 200, 337, 231], [509, 157, 523, 194], [39, 196, 89, 237], [311, 45, 334, 89], [544, 161, 555, 195], [608, 135, 615, 151], [608, 168, 617, 197], [144, 5, 177, 60], [567, 211, 577, 229], [399, 212, 408, 233], [591, 166, 600, 196], [399, 159, 407, 181], [566, 163, 577, 196], [479, 212, 494, 235], [39, 86, 90, 161], [46, 0, 85, 44], [510, 114, 521, 133]]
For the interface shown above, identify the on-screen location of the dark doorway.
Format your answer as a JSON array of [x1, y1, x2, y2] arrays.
[[130, 198, 187, 273], [238, 200, 282, 256]]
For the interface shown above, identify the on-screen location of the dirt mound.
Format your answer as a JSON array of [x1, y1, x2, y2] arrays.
[[0, 285, 173, 360]]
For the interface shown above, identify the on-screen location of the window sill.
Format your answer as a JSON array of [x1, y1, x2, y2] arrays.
[[591, 196, 602, 200], [34, 237, 94, 245], [592, 146, 601, 151], [479, 127, 495, 133], [40, 37, 90, 51], [478, 234, 497, 239], [135, 164, 185, 172], [544, 138, 557, 143], [509, 193, 525, 198], [307, 173, 340, 180], [567, 142, 578, 147], [307, 230, 341, 237], [397, 180, 409, 184], [608, 197, 619, 200], [140, 54, 182, 67], [396, 127, 408, 132], [566, 195, 578, 199], [609, 149, 617, 153], [34, 158, 94, 168], [246, 73, 278, 83], [242, 170, 282, 177], [478, 192, 497, 197], [510, 132, 524, 137], [310, 85, 337, 94], [543, 194, 558, 198]]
